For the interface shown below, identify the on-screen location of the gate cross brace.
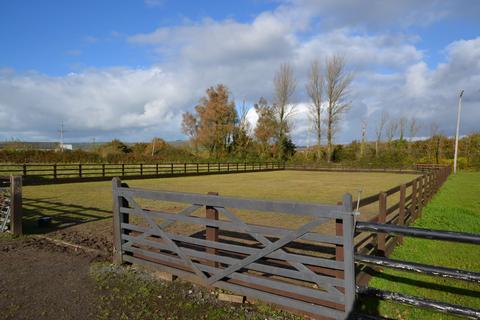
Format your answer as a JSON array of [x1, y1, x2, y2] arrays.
[[125, 196, 208, 282], [218, 207, 342, 296], [206, 218, 326, 285]]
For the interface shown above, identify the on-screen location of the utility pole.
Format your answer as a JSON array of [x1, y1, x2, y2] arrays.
[[453, 90, 464, 175], [58, 121, 66, 152]]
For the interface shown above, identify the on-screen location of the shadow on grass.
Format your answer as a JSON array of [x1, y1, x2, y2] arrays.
[[22, 197, 111, 234]]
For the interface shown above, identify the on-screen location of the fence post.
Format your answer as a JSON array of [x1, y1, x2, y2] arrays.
[[171, 163, 174, 174], [412, 178, 418, 219], [341, 193, 355, 316], [418, 176, 424, 216], [102, 164, 106, 177], [378, 192, 387, 256], [206, 192, 219, 268], [140, 163, 143, 176], [79, 164, 82, 178], [217, 162, 220, 172], [197, 163, 199, 174], [53, 164, 57, 180], [112, 177, 130, 264], [122, 163, 125, 176], [156, 163, 159, 175], [10, 176, 22, 236], [398, 184, 406, 243], [207, 162, 210, 173], [22, 164, 27, 177], [227, 163, 230, 173], [184, 163, 187, 174]]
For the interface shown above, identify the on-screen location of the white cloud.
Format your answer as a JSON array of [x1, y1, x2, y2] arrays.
[[1, 1, 479, 144]]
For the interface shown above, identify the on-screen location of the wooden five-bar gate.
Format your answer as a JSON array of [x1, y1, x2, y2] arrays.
[[112, 177, 357, 319]]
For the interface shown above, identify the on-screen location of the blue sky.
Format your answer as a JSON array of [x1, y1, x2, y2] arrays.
[[0, 0, 479, 144]]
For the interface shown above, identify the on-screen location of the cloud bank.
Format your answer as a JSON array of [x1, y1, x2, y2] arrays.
[[0, 1, 479, 144]]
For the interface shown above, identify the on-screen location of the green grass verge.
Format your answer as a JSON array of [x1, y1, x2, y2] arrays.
[[358, 172, 480, 319]]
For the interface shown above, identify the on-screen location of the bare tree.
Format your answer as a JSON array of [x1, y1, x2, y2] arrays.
[[386, 119, 398, 143], [399, 116, 407, 141], [325, 55, 353, 161], [408, 117, 420, 141], [375, 111, 388, 157], [273, 63, 296, 158], [306, 60, 323, 156]]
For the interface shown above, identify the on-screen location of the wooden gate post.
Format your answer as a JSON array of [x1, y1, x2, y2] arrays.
[[377, 192, 387, 256], [112, 177, 129, 264], [10, 176, 22, 236], [341, 193, 355, 316], [206, 192, 219, 268]]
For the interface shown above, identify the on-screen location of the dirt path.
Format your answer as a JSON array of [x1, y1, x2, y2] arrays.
[[0, 237, 104, 320]]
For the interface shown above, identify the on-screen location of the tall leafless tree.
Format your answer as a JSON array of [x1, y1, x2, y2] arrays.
[[273, 63, 296, 157], [360, 118, 368, 158], [386, 119, 398, 142], [408, 117, 420, 141], [399, 116, 407, 141], [375, 111, 388, 157], [325, 55, 353, 162], [306, 60, 323, 157]]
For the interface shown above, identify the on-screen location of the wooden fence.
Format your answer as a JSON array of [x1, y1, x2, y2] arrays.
[[350, 165, 452, 284], [0, 162, 284, 185], [112, 178, 357, 319]]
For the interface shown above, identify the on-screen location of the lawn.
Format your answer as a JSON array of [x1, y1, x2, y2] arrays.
[[359, 172, 480, 319], [22, 170, 417, 236]]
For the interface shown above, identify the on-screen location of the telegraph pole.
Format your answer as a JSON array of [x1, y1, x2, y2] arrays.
[[453, 90, 464, 175], [58, 121, 66, 152]]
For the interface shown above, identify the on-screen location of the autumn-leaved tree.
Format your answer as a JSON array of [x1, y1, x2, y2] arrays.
[[254, 97, 277, 157], [181, 84, 237, 158]]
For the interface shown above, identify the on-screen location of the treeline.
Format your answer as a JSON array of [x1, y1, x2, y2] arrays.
[[293, 132, 480, 169], [0, 139, 197, 163]]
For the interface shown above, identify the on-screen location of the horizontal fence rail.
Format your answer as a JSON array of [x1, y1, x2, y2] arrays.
[[353, 165, 480, 319], [357, 287, 480, 319], [0, 162, 285, 185], [112, 177, 357, 319]]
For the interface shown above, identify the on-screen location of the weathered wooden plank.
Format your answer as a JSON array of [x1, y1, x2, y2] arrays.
[[10, 176, 22, 236], [121, 223, 344, 270], [122, 234, 344, 288], [121, 207, 340, 244], [206, 219, 327, 285], [118, 187, 343, 218]]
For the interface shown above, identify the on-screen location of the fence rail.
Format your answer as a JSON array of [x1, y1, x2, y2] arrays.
[[355, 222, 480, 318], [0, 162, 284, 184], [112, 177, 357, 319]]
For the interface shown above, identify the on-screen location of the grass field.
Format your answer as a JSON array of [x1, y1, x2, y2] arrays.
[[359, 172, 480, 319], [22, 170, 417, 235]]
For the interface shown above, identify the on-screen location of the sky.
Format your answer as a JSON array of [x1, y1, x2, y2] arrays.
[[0, 0, 479, 145]]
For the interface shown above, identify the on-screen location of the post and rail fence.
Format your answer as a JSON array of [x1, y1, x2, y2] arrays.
[[109, 164, 477, 319], [0, 162, 285, 185]]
